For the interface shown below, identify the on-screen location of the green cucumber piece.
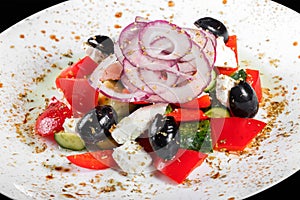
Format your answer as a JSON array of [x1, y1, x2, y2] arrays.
[[54, 132, 85, 151], [204, 69, 217, 92], [204, 107, 230, 118], [179, 120, 212, 153]]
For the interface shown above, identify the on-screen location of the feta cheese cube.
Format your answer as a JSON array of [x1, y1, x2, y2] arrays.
[[63, 117, 80, 133], [216, 74, 236, 107], [214, 37, 238, 68], [111, 103, 168, 144], [112, 141, 152, 174]]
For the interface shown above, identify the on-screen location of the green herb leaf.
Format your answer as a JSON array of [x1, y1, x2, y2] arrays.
[[179, 120, 212, 153]]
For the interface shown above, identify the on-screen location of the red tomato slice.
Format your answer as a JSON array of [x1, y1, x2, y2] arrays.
[[66, 150, 117, 170], [35, 97, 72, 137], [58, 56, 98, 79], [56, 56, 98, 89], [210, 117, 266, 151], [56, 78, 99, 116], [153, 149, 207, 184], [176, 94, 211, 109], [245, 68, 263, 102], [166, 108, 208, 122], [55, 56, 99, 116]]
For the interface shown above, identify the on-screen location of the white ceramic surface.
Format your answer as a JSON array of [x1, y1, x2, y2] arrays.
[[0, 0, 300, 199]]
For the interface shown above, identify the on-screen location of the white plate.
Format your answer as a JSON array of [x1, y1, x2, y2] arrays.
[[0, 0, 300, 199]]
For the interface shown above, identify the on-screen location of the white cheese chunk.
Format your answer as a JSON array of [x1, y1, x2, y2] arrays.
[[216, 74, 236, 107], [112, 141, 152, 174], [214, 37, 238, 68], [62, 117, 80, 133], [111, 103, 168, 144]]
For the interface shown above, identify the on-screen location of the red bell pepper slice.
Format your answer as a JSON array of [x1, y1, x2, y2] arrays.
[[166, 108, 208, 122], [132, 100, 151, 105], [216, 35, 239, 76], [175, 94, 211, 109], [35, 97, 72, 137], [210, 117, 266, 151], [66, 150, 117, 170], [153, 149, 207, 184], [225, 35, 238, 63], [56, 78, 99, 116], [245, 68, 263, 102], [216, 67, 239, 76]]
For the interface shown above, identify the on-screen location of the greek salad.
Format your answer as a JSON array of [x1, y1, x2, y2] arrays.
[[35, 16, 266, 184]]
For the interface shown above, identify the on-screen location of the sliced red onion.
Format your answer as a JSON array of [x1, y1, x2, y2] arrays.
[[202, 36, 217, 68], [185, 28, 216, 67], [89, 54, 149, 102], [117, 22, 176, 70], [123, 41, 176, 69], [120, 73, 142, 93], [90, 19, 216, 104], [122, 59, 155, 94], [118, 22, 146, 57], [114, 41, 125, 64], [142, 42, 212, 103], [139, 68, 179, 89], [139, 20, 192, 60]]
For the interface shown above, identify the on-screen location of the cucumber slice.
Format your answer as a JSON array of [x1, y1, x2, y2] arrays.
[[204, 69, 217, 92], [54, 132, 85, 151], [204, 107, 230, 118]]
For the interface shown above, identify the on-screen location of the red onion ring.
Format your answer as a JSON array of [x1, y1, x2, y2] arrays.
[[122, 59, 155, 94], [140, 41, 212, 103], [89, 54, 149, 102], [89, 19, 217, 103], [184, 28, 216, 67], [139, 20, 192, 60]]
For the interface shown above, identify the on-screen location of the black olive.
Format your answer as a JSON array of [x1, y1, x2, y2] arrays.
[[148, 114, 180, 160], [229, 81, 259, 118], [194, 17, 229, 43], [87, 35, 114, 55], [76, 105, 118, 150]]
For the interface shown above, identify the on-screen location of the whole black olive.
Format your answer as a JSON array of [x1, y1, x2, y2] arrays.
[[87, 35, 114, 55], [194, 17, 229, 43], [229, 81, 259, 118], [148, 114, 180, 160], [76, 105, 118, 150]]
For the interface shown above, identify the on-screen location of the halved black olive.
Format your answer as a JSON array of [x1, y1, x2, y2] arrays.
[[76, 105, 118, 150], [194, 17, 229, 43], [87, 35, 114, 55], [148, 114, 180, 160], [229, 81, 259, 118]]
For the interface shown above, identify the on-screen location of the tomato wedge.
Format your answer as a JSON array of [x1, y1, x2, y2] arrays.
[[57, 56, 98, 78], [56, 78, 99, 116], [35, 97, 72, 137], [66, 150, 117, 170], [245, 68, 263, 102], [153, 149, 207, 184], [210, 117, 266, 151], [166, 108, 208, 122], [55, 56, 99, 116]]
